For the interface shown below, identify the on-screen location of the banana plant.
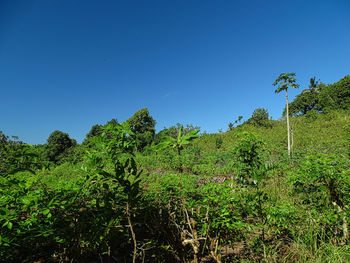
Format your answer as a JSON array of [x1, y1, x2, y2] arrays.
[[154, 125, 200, 155]]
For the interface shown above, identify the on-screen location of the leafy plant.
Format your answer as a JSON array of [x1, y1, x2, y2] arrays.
[[86, 122, 142, 262], [127, 108, 156, 151], [154, 125, 200, 155], [291, 153, 350, 244], [215, 137, 223, 149], [45, 130, 77, 164], [245, 108, 271, 127]]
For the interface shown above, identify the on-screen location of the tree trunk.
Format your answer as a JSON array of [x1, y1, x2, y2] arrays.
[[291, 126, 294, 157], [285, 89, 291, 158]]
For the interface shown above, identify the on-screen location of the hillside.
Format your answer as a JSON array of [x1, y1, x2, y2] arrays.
[[196, 110, 349, 155], [1, 102, 349, 262]]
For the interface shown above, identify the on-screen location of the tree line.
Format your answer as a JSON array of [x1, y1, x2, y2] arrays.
[[1, 74, 349, 173]]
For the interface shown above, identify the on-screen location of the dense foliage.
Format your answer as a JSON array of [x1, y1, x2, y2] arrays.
[[127, 108, 156, 151], [46, 130, 77, 164], [245, 108, 270, 127], [287, 75, 350, 116], [0, 75, 349, 262]]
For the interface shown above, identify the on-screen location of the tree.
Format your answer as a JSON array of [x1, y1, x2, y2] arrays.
[[106, 118, 118, 126], [46, 130, 76, 163], [127, 108, 156, 151], [0, 131, 7, 147], [0, 131, 9, 174], [318, 75, 350, 112], [287, 90, 319, 116], [285, 77, 321, 116], [286, 75, 350, 116], [83, 118, 118, 145], [83, 124, 103, 144], [309, 76, 319, 91], [0, 131, 40, 175], [245, 108, 270, 127], [273, 73, 299, 158]]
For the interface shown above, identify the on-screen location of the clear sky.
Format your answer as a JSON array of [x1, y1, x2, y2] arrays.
[[1, 0, 349, 144]]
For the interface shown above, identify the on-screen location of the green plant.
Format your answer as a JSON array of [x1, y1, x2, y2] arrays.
[[318, 75, 350, 112], [127, 107, 156, 151], [86, 122, 142, 262], [45, 130, 77, 164], [143, 172, 245, 263], [233, 132, 279, 259], [215, 137, 223, 149], [286, 77, 321, 116], [291, 153, 350, 244], [273, 72, 299, 158], [246, 108, 271, 127], [155, 125, 200, 155], [154, 125, 200, 172]]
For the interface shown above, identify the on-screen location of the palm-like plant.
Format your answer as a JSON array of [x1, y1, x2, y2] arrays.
[[154, 125, 200, 155], [273, 73, 299, 158], [309, 76, 319, 91]]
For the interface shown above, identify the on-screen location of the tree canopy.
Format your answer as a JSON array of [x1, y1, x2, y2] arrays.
[[286, 75, 350, 116], [127, 108, 156, 151], [273, 73, 299, 94], [245, 108, 270, 127], [46, 130, 76, 163], [318, 75, 350, 112]]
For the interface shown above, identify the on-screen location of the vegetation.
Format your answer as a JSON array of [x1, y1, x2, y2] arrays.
[[0, 74, 349, 262], [273, 72, 299, 158], [245, 108, 271, 127], [127, 108, 156, 151], [154, 125, 200, 155], [287, 75, 350, 116], [46, 130, 77, 164]]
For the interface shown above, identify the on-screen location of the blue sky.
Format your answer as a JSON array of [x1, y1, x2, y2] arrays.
[[1, 0, 349, 144]]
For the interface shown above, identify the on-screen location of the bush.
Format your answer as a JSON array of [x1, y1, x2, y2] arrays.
[[246, 108, 271, 127]]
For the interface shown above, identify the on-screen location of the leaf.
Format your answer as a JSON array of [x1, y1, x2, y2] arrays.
[[177, 125, 184, 142], [42, 209, 50, 215], [1, 207, 10, 216], [183, 129, 200, 139], [153, 137, 175, 151]]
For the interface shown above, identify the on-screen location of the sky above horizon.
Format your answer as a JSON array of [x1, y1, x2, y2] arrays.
[[1, 0, 349, 144]]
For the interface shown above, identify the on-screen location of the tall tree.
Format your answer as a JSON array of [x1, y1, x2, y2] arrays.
[[309, 76, 319, 91], [127, 108, 156, 151], [273, 73, 299, 158], [46, 130, 76, 163]]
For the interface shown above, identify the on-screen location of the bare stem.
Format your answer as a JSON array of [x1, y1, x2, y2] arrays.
[[126, 202, 137, 263]]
